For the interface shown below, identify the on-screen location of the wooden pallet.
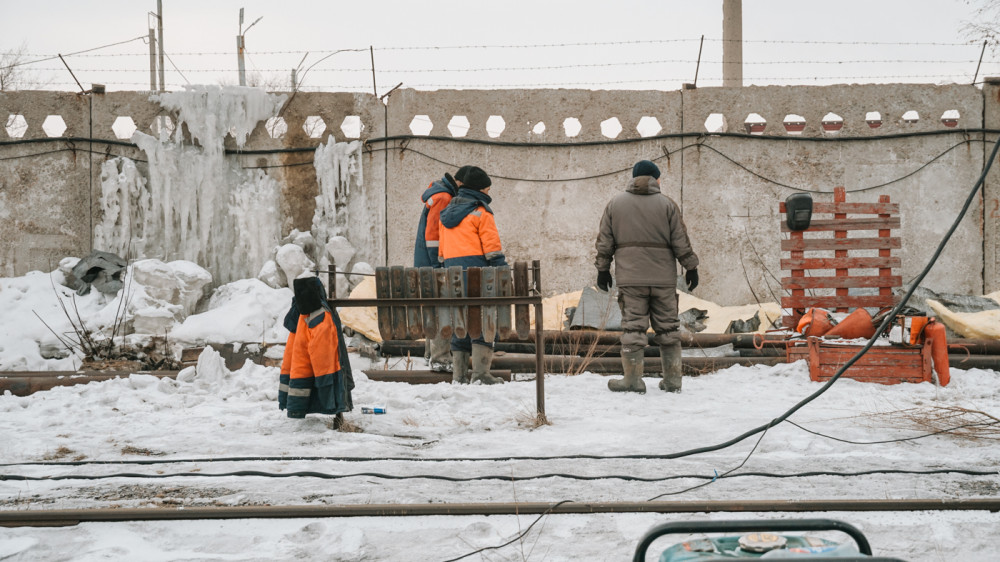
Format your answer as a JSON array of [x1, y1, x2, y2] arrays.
[[779, 186, 900, 329], [779, 187, 931, 385]]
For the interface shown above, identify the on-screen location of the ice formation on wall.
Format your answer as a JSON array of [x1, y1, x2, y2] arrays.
[[105, 85, 288, 285], [312, 138, 363, 256], [94, 157, 149, 258]]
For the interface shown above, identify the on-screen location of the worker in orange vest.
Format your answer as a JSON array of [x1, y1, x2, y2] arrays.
[[414, 166, 471, 373], [439, 166, 507, 385]]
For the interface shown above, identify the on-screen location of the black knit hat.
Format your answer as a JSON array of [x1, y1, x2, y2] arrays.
[[455, 165, 473, 184], [462, 166, 492, 190], [632, 160, 660, 179]]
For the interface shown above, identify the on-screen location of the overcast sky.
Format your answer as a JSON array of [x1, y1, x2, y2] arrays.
[[2, 0, 996, 92]]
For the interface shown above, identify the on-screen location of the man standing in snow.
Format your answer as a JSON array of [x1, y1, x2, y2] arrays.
[[594, 160, 700, 394], [414, 166, 470, 373], [439, 166, 507, 385]]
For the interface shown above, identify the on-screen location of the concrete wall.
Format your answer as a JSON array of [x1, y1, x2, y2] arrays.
[[1, 84, 996, 305]]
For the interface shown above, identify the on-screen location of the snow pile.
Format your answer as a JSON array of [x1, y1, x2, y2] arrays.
[[170, 278, 292, 346]]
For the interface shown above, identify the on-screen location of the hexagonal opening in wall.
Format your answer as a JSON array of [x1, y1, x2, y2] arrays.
[[42, 115, 67, 137], [782, 114, 806, 135], [5, 114, 28, 138], [941, 109, 960, 128], [340, 115, 363, 138], [704, 113, 726, 133], [303, 116, 327, 139], [265, 116, 288, 139], [532, 121, 546, 135], [821, 112, 844, 133], [636, 116, 662, 137], [866, 111, 882, 128], [486, 115, 505, 138], [112, 116, 137, 140], [150, 115, 175, 139], [563, 117, 582, 137], [600, 117, 622, 139], [743, 113, 766, 135], [447, 115, 470, 137], [902, 110, 920, 124], [409, 115, 433, 136]]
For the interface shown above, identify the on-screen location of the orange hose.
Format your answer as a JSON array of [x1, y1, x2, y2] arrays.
[[923, 319, 950, 386]]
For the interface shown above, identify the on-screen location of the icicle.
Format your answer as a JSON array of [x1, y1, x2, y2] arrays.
[[117, 85, 289, 285], [312, 138, 363, 253]]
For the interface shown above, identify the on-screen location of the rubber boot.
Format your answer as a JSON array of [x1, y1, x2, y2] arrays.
[[470, 344, 503, 385], [608, 348, 646, 393], [428, 337, 453, 373], [659, 341, 682, 393], [451, 350, 470, 384]]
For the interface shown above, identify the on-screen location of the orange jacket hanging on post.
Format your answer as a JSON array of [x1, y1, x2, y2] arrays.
[[279, 277, 354, 418]]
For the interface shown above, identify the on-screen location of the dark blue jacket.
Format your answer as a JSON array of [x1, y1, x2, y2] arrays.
[[413, 175, 458, 267]]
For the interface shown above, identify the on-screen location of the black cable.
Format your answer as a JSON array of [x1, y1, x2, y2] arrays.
[[1, 466, 995, 484], [7, 413, 996, 468], [371, 137, 984, 189], [695, 139, 978, 193], [441, 500, 574, 562], [366, 128, 1000, 148], [647, 423, 773, 501]]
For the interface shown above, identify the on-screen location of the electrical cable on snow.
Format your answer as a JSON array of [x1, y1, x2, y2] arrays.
[[4, 412, 997, 467], [2, 467, 995, 483]]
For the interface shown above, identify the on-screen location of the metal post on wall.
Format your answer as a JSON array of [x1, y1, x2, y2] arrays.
[[157, 0, 165, 91], [148, 29, 157, 91]]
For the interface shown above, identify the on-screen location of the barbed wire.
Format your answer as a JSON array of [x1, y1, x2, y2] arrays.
[[23, 59, 1000, 74], [13, 37, 986, 60]]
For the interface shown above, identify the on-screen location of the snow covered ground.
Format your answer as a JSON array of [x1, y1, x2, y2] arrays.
[[2, 267, 1000, 561]]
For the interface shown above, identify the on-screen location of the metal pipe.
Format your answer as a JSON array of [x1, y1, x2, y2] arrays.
[[533, 260, 545, 416], [489, 355, 784, 375], [4, 498, 998, 527]]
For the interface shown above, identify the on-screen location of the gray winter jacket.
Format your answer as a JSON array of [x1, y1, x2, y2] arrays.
[[594, 176, 699, 287]]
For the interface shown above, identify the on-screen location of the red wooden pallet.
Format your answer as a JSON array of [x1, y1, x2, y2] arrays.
[[780, 187, 931, 385], [779, 186, 899, 329]]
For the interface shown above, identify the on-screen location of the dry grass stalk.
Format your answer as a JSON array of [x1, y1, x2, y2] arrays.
[[334, 417, 364, 433], [515, 402, 552, 429], [866, 406, 1000, 441]]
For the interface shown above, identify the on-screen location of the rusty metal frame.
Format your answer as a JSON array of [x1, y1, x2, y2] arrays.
[[328, 260, 547, 417]]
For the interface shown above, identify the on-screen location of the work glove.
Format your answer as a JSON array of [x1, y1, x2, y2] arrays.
[[596, 270, 613, 292], [685, 269, 699, 291]]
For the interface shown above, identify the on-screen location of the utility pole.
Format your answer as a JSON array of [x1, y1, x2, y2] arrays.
[[148, 28, 157, 91], [237, 8, 263, 87], [157, 0, 165, 91], [722, 0, 743, 88]]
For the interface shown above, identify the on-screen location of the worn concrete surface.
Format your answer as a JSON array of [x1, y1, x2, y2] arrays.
[[1, 84, 997, 305]]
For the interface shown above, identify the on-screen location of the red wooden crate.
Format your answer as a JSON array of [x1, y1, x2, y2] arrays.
[[787, 337, 932, 385]]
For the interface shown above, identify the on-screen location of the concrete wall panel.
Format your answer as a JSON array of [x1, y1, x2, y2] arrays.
[[1, 84, 996, 307]]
